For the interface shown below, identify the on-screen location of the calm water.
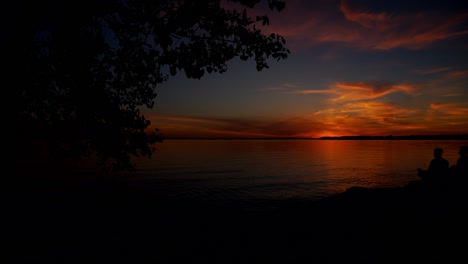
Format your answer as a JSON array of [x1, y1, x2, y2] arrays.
[[131, 139, 468, 203]]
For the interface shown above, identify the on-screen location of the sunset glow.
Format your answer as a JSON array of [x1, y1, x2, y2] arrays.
[[145, 0, 468, 139]]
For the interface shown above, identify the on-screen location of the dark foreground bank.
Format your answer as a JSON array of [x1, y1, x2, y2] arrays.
[[5, 173, 468, 264]]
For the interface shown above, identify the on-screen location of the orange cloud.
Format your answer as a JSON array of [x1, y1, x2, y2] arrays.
[[144, 111, 397, 139], [420, 103, 468, 133], [314, 101, 421, 129], [329, 81, 418, 101], [274, 80, 419, 100], [144, 73, 466, 138], [444, 70, 468, 79], [429, 103, 468, 117], [144, 99, 466, 139]]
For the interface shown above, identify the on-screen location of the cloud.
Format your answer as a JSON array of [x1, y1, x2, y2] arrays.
[[260, 82, 302, 91], [266, 0, 468, 51], [424, 103, 468, 131], [413, 68, 468, 96], [144, 111, 383, 139], [145, 113, 309, 138], [261, 82, 338, 95], [444, 70, 468, 79], [429, 103, 468, 117], [288, 89, 339, 95], [271, 80, 419, 100], [327, 81, 419, 102], [443, 93, 466, 97], [144, 98, 467, 138], [414, 67, 452, 74], [231, 75, 465, 137], [314, 101, 420, 127], [339, 0, 468, 50]]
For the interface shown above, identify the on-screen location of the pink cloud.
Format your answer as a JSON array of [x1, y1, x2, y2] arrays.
[[265, 0, 468, 51]]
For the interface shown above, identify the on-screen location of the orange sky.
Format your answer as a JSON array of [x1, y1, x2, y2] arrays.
[[143, 0, 468, 138]]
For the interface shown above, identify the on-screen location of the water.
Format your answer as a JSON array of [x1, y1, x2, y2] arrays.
[[130, 139, 467, 203]]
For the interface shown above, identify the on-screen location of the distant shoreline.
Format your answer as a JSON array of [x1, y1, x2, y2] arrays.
[[319, 134, 468, 140], [160, 134, 468, 140]]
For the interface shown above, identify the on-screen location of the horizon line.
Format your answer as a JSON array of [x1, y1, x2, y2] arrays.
[[159, 134, 468, 140]]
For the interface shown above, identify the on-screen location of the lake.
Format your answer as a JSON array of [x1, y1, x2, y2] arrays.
[[130, 139, 468, 203]]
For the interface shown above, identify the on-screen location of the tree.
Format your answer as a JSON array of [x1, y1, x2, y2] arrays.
[[11, 0, 290, 171]]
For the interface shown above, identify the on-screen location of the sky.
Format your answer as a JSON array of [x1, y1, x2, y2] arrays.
[[144, 0, 468, 139]]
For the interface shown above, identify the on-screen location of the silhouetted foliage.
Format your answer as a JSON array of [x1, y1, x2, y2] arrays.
[[9, 0, 289, 170]]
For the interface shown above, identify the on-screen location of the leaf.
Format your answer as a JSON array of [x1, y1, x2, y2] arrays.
[[275, 1, 286, 12]]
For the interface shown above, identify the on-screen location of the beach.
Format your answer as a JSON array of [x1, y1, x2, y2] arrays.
[[6, 170, 468, 264]]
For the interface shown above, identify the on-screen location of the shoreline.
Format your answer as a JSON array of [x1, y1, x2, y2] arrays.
[[7, 171, 468, 263]]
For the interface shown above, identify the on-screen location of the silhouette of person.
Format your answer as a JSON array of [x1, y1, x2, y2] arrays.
[[450, 146, 468, 177], [417, 147, 449, 181]]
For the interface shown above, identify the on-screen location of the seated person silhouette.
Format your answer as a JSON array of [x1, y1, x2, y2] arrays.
[[417, 147, 449, 181], [450, 146, 468, 177]]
